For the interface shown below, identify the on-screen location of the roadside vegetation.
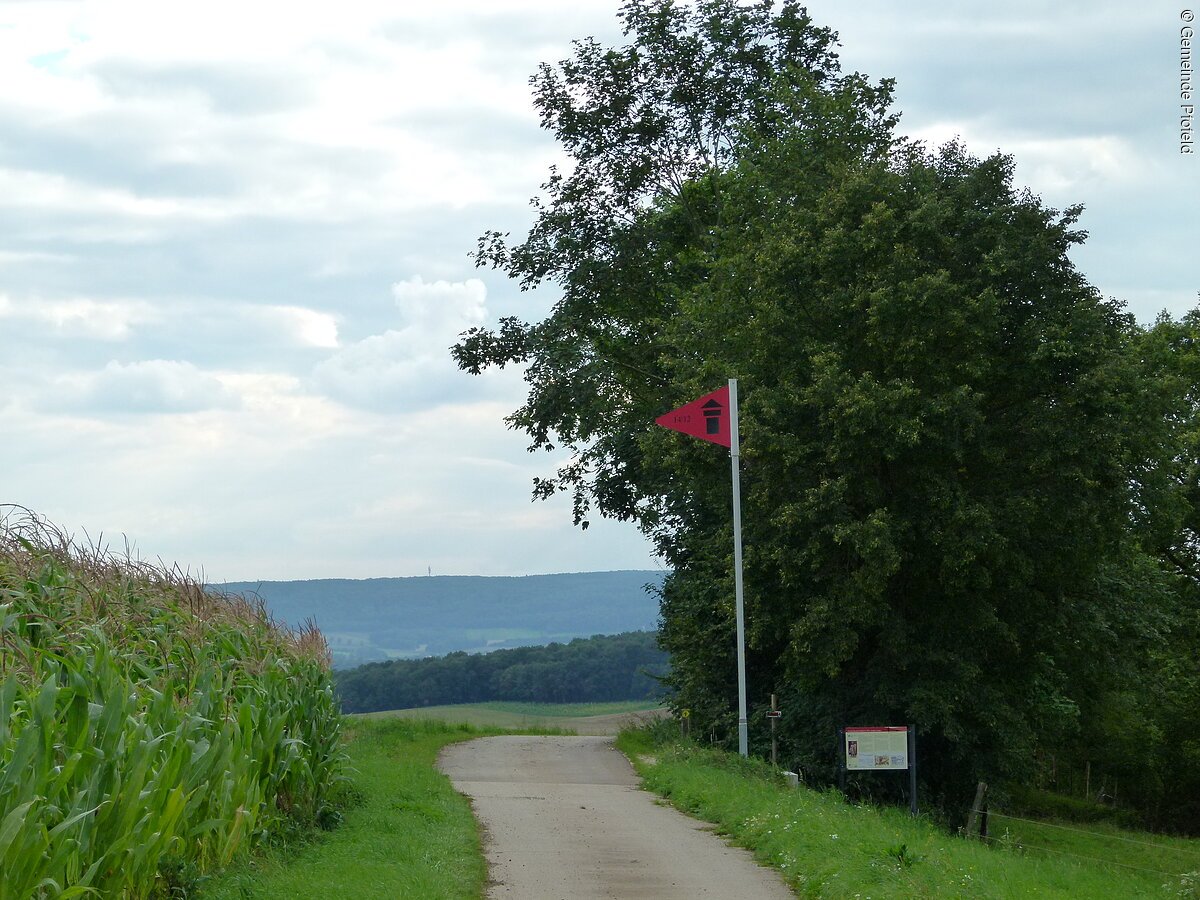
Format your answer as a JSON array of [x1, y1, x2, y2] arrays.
[[196, 705, 639, 899], [0, 508, 345, 899], [197, 717, 487, 900], [618, 723, 1200, 899], [205, 707, 1200, 899]]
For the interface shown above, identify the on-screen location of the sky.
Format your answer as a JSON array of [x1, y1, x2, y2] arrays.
[[0, 1, 1195, 582]]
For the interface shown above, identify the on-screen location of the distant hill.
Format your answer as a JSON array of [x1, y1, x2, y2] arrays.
[[213, 570, 665, 668], [335, 631, 668, 713]]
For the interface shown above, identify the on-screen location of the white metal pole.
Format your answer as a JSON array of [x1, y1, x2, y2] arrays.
[[729, 378, 749, 758]]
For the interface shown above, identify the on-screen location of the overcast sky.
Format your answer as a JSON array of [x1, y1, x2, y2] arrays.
[[1, 1, 1194, 582]]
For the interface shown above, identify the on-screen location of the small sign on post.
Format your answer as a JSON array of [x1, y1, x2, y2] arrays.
[[839, 725, 918, 816]]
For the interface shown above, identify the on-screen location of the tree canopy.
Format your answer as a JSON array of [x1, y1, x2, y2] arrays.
[[335, 631, 666, 713], [455, 0, 1200, 825]]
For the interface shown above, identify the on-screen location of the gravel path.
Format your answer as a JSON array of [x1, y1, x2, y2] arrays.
[[438, 735, 794, 899]]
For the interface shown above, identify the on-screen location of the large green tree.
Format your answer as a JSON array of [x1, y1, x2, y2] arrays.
[[457, 0, 897, 533], [683, 137, 1159, 798], [456, 0, 1168, 806]]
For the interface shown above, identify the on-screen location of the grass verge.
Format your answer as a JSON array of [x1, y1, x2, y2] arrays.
[[616, 728, 1200, 899], [197, 717, 488, 900]]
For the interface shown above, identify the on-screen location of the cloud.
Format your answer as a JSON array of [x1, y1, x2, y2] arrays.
[[906, 125, 1147, 198], [46, 359, 239, 415], [392, 274, 487, 329], [91, 59, 314, 116], [254, 306, 340, 349], [0, 249, 73, 266], [0, 292, 155, 339], [0, 0, 576, 232], [313, 276, 507, 411], [1, 0, 1179, 583]]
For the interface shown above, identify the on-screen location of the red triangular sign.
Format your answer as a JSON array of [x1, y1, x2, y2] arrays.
[[655, 386, 731, 448]]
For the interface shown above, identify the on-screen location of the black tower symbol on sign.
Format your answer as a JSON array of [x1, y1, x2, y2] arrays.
[[702, 399, 723, 435]]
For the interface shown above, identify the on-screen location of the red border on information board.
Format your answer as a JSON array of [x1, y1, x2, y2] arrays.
[[845, 726, 908, 733]]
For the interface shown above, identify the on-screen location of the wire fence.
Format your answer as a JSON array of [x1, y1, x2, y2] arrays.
[[969, 808, 1200, 879]]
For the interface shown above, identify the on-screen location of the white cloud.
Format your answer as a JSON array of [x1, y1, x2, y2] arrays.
[[0, 166, 237, 229], [0, 292, 155, 339], [908, 123, 1147, 197], [1, 0, 1181, 582], [313, 276, 500, 411], [47, 359, 239, 414], [392, 275, 487, 329], [256, 306, 340, 349], [0, 0, 590, 235], [0, 250, 74, 266]]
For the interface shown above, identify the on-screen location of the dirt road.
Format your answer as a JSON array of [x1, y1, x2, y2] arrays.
[[438, 735, 794, 899]]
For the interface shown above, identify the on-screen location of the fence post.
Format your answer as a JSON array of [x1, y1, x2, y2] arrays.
[[907, 724, 917, 817], [770, 694, 778, 767], [837, 727, 846, 794], [965, 782, 988, 838]]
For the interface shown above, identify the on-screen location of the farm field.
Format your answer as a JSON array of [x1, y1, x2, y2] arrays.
[[360, 699, 667, 734], [0, 514, 345, 899]]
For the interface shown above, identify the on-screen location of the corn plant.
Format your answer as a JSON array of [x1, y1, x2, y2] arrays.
[[0, 507, 346, 898]]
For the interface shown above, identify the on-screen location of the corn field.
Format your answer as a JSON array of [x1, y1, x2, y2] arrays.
[[0, 507, 346, 898]]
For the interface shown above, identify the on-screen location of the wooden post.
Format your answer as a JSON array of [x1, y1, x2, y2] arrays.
[[770, 694, 778, 767], [837, 727, 846, 794], [907, 723, 918, 818], [965, 782, 988, 838]]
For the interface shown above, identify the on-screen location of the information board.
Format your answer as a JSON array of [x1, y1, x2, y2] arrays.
[[844, 726, 909, 770]]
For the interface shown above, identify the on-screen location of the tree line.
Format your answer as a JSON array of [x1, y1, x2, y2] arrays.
[[454, 0, 1200, 829], [334, 631, 667, 713]]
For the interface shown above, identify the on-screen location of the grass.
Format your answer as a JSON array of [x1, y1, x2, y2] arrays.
[[196, 717, 488, 900], [198, 708, 1200, 899], [987, 813, 1200, 889], [196, 704, 662, 899], [361, 699, 663, 733], [464, 700, 660, 717], [616, 727, 1200, 899]]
